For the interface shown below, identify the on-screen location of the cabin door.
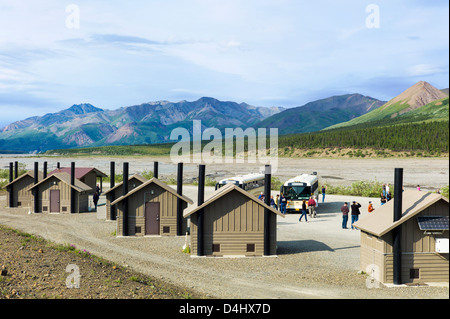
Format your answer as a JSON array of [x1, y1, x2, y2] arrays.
[[50, 190, 60, 213], [145, 202, 160, 235]]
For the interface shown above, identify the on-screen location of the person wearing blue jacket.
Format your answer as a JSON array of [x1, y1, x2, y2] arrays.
[[279, 194, 287, 214]]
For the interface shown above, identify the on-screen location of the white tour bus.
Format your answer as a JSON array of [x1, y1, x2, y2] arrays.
[[280, 172, 319, 213], [215, 173, 266, 197]]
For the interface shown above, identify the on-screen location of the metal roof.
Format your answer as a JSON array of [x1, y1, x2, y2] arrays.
[[48, 167, 107, 179], [217, 173, 265, 184], [283, 174, 318, 186], [353, 190, 449, 237]]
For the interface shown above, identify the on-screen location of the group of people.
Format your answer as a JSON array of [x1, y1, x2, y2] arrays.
[[259, 192, 288, 214], [258, 192, 319, 220], [298, 196, 318, 222], [340, 201, 364, 229], [341, 200, 376, 229]]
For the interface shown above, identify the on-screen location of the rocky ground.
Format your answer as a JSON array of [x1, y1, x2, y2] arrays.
[[0, 225, 203, 299]]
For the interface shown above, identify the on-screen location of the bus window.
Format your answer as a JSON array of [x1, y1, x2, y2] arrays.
[[282, 186, 312, 200]]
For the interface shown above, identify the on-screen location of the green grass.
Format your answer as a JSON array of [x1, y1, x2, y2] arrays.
[[45, 143, 174, 157], [441, 186, 449, 199], [322, 180, 385, 197]]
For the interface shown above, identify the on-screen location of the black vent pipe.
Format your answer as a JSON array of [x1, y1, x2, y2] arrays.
[[9, 162, 13, 208], [14, 161, 18, 179], [393, 168, 403, 285], [70, 162, 75, 214], [110, 161, 116, 220], [197, 164, 205, 256], [34, 162, 39, 213], [177, 162, 184, 236], [122, 162, 129, 236], [264, 165, 271, 256], [9, 162, 13, 182], [43, 161, 47, 179], [154, 161, 159, 179]]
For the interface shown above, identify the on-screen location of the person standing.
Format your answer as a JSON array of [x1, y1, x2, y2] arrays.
[[386, 191, 392, 201], [321, 185, 327, 203], [380, 193, 387, 205], [270, 195, 276, 209], [350, 201, 361, 229], [368, 201, 374, 213], [308, 196, 317, 218], [93, 191, 100, 212], [341, 202, 349, 229], [280, 194, 287, 214], [299, 200, 308, 222]]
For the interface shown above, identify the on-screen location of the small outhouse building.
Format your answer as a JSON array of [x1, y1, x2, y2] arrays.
[[184, 184, 285, 257], [104, 174, 148, 220], [5, 170, 43, 208], [111, 178, 193, 236], [48, 167, 107, 194], [29, 172, 92, 213], [353, 190, 449, 284]]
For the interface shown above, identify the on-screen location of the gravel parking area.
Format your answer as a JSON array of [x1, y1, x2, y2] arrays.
[[0, 188, 448, 299]]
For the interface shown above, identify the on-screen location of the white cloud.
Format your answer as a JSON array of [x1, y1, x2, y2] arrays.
[[407, 64, 447, 77]]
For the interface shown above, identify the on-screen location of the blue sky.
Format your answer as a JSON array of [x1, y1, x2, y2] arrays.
[[0, 0, 448, 128]]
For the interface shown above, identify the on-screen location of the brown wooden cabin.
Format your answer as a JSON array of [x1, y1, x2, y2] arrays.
[[5, 170, 43, 208], [104, 174, 148, 220], [29, 172, 92, 213], [48, 167, 107, 194], [184, 184, 285, 257], [111, 178, 193, 236], [353, 190, 449, 284]]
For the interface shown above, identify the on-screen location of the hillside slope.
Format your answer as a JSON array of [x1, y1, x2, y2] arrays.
[[326, 81, 448, 130], [256, 94, 385, 135]]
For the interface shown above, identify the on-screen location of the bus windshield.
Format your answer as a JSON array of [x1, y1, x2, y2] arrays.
[[282, 186, 311, 200], [216, 180, 240, 189]]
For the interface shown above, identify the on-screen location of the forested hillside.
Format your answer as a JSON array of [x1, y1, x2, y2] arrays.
[[278, 120, 449, 154]]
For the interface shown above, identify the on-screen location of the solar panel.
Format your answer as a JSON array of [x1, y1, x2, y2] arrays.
[[417, 216, 449, 231]]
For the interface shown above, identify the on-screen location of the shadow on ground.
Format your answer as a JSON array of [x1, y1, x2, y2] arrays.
[[277, 240, 359, 255]]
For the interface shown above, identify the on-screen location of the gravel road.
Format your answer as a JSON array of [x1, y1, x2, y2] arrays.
[[0, 187, 448, 299]]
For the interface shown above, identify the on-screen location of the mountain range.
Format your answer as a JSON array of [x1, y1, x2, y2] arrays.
[[0, 81, 448, 153], [0, 98, 286, 152]]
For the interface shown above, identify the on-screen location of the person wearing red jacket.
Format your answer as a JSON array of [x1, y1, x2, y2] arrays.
[[341, 202, 349, 229], [308, 196, 317, 218]]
